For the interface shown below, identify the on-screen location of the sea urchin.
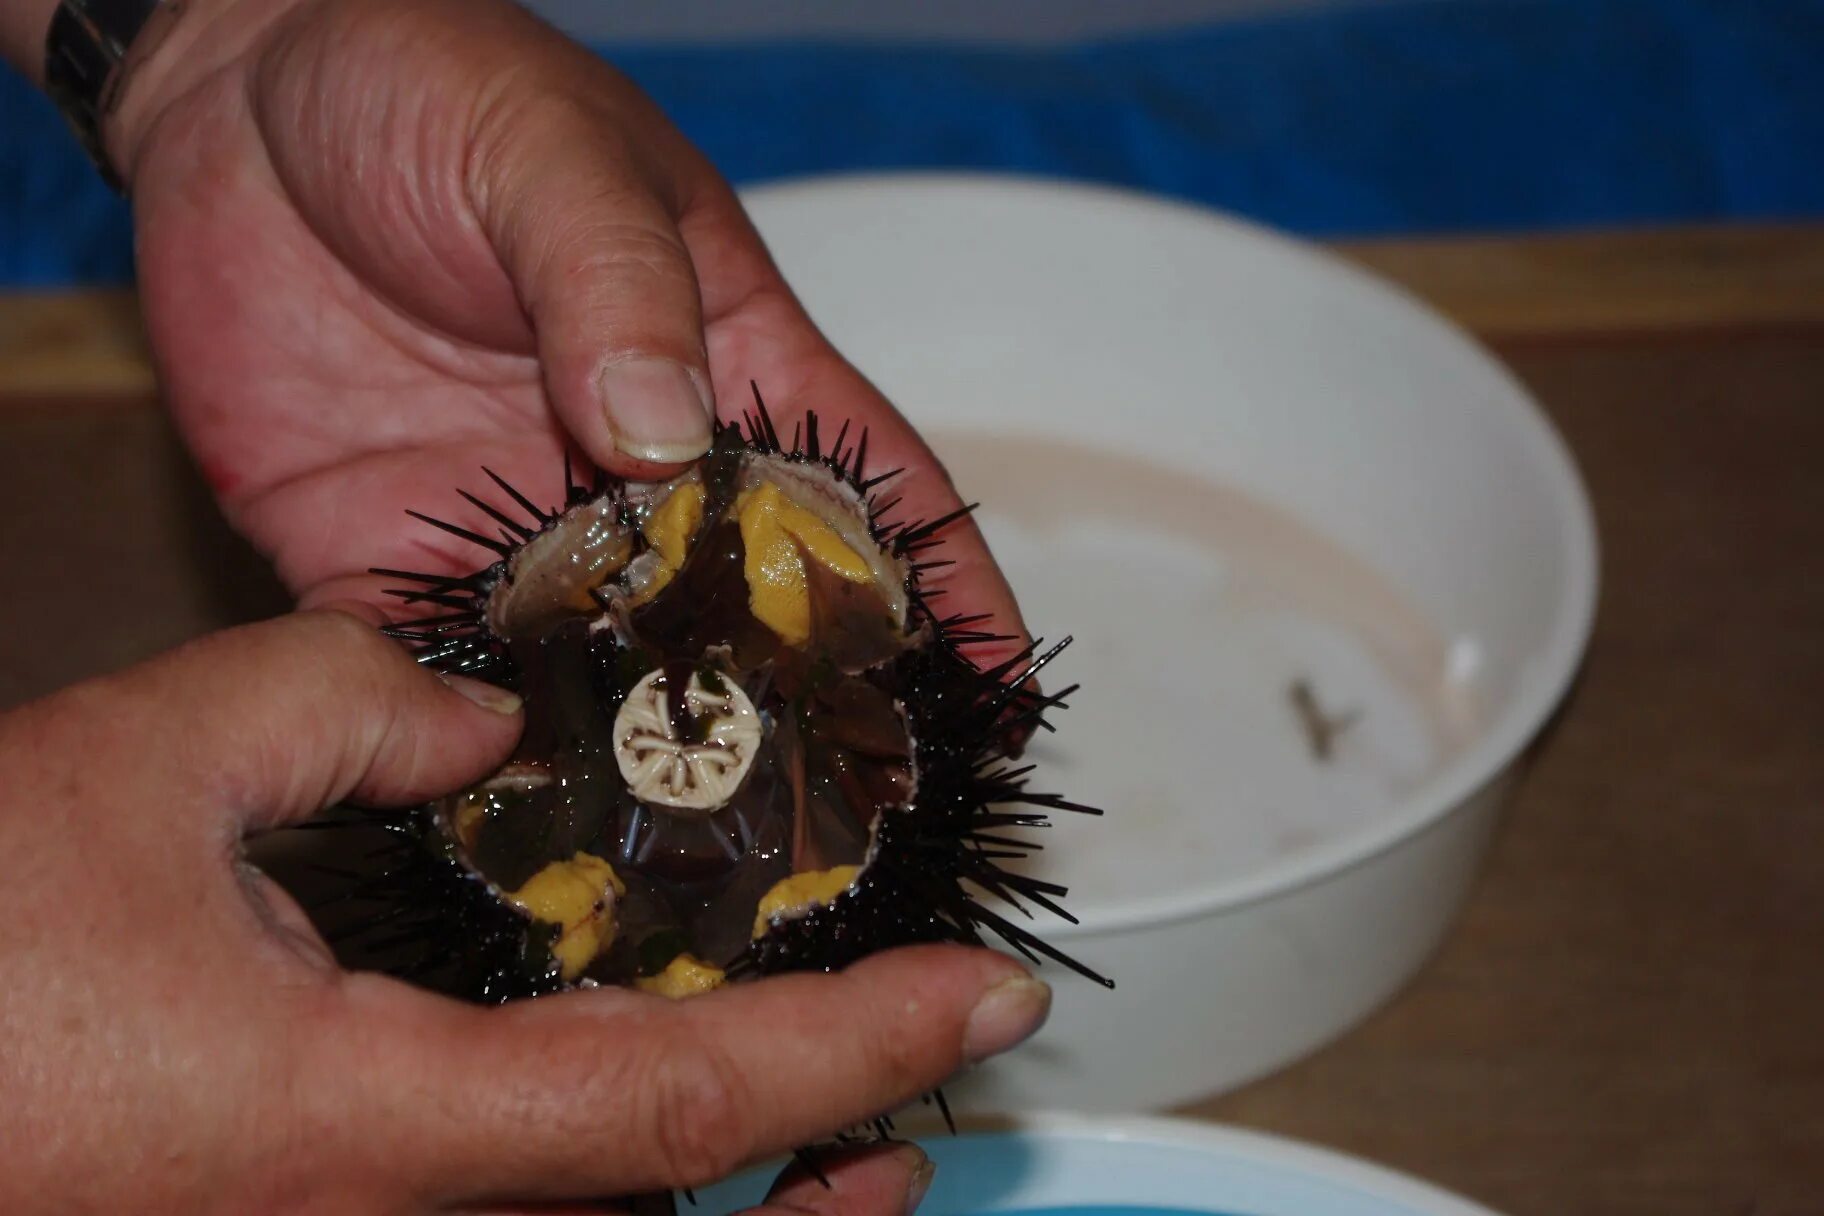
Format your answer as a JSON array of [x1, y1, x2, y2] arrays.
[[312, 390, 1109, 1010]]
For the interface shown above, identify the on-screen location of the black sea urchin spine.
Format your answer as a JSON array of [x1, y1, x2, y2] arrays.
[[734, 636, 1111, 989], [374, 462, 619, 688], [300, 806, 563, 1003], [720, 389, 1112, 986], [310, 387, 1107, 1002]]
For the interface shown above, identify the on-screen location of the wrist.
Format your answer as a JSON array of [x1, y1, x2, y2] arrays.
[[96, 0, 305, 187]]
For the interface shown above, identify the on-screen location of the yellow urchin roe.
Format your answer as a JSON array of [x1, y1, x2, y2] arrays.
[[506, 852, 626, 981], [636, 481, 708, 601], [636, 953, 727, 999], [645, 482, 707, 568], [752, 865, 863, 938], [451, 794, 489, 852], [737, 483, 874, 646]]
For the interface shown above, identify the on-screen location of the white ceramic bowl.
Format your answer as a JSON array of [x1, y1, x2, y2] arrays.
[[743, 174, 1598, 1111], [695, 1114, 1504, 1214]]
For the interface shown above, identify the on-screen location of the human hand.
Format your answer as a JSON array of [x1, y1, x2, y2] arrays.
[[104, 0, 1025, 657], [0, 610, 1048, 1213]]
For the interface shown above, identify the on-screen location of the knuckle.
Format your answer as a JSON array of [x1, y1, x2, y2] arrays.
[[277, 613, 401, 703], [279, 607, 390, 665], [627, 1023, 757, 1187], [546, 219, 696, 313], [301, 611, 411, 686], [465, 88, 698, 317], [861, 1006, 931, 1097], [314, 606, 392, 651], [482, 89, 607, 165], [582, 220, 691, 275], [276, 982, 393, 1193]]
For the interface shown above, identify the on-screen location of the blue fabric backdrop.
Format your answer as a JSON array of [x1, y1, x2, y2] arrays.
[[2, 0, 1820, 286]]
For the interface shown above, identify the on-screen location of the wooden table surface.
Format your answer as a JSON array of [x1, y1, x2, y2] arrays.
[[3, 225, 1821, 1216]]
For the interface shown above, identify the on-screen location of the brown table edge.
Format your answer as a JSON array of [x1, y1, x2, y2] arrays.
[[3, 220, 1821, 396]]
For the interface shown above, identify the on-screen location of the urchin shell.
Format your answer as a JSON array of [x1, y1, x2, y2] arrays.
[[311, 389, 1108, 1000]]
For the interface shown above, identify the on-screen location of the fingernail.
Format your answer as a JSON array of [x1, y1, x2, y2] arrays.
[[440, 673, 523, 715], [904, 1149, 937, 1211], [962, 975, 1051, 1063], [599, 356, 714, 464]]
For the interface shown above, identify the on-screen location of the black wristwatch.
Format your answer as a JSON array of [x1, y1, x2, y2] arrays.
[[43, 0, 172, 191]]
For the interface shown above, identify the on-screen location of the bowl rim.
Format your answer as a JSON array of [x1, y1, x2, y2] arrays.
[[743, 171, 1602, 937], [900, 1110, 1508, 1215]]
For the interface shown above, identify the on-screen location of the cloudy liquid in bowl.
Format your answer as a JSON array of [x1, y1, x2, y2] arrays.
[[930, 433, 1481, 923]]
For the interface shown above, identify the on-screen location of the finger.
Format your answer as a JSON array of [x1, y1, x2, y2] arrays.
[[312, 946, 1048, 1204], [460, 1151, 928, 1216], [52, 608, 523, 834], [469, 92, 715, 474], [466, 1204, 624, 1216], [761, 1143, 934, 1215]]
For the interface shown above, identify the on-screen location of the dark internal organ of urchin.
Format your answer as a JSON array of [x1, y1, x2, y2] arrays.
[[347, 410, 1107, 1003]]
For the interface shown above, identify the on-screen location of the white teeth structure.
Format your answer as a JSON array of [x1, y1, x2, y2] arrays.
[[612, 667, 761, 813]]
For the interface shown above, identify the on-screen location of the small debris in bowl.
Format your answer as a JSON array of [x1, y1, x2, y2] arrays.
[[1289, 677, 1361, 762]]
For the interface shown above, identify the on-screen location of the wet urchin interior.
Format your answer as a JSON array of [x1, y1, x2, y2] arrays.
[[304, 392, 1110, 1011]]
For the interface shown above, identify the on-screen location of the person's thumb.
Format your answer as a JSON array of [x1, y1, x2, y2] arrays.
[[469, 92, 717, 475], [56, 608, 524, 836]]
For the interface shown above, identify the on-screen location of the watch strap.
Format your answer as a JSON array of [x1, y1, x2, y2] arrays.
[[44, 0, 166, 191]]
